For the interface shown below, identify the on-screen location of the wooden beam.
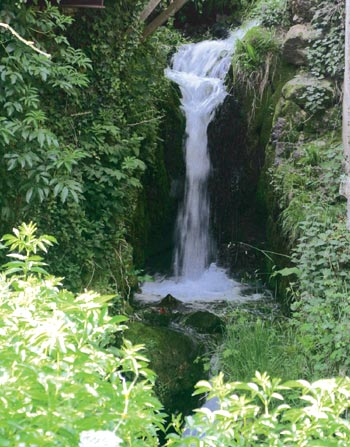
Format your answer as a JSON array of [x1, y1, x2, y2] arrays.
[[142, 0, 189, 39], [140, 0, 162, 22]]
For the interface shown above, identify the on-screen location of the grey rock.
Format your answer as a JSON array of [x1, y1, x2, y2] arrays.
[[159, 293, 182, 309], [283, 24, 321, 66]]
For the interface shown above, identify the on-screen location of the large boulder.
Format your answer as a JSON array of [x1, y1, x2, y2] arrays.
[[269, 74, 336, 165], [123, 322, 205, 415], [283, 24, 321, 66], [290, 0, 317, 23]]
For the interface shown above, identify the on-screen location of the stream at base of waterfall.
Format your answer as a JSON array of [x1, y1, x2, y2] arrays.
[[136, 21, 262, 307]]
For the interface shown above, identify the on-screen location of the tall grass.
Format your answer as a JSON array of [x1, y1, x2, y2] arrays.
[[219, 311, 310, 382]]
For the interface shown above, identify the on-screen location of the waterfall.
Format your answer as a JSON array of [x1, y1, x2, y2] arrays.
[[137, 22, 261, 303], [166, 41, 229, 278], [166, 24, 254, 279]]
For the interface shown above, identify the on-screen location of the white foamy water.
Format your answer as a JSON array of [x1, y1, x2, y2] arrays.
[[137, 22, 261, 304], [137, 264, 262, 302]]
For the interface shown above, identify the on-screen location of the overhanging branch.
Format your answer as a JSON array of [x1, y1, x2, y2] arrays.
[[0, 23, 51, 58]]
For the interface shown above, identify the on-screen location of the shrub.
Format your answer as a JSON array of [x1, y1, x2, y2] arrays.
[[167, 372, 350, 446], [0, 222, 165, 445], [250, 0, 291, 28]]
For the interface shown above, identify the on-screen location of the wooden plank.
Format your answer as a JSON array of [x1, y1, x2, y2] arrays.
[[143, 0, 189, 38], [140, 0, 162, 22]]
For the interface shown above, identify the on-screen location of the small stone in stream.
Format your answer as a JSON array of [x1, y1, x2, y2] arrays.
[[159, 294, 182, 309]]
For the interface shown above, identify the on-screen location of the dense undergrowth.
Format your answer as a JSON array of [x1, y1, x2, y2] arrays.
[[268, 134, 350, 377], [3, 223, 350, 446], [0, 0, 181, 293], [261, 0, 348, 378], [218, 310, 310, 382], [221, 0, 349, 381]]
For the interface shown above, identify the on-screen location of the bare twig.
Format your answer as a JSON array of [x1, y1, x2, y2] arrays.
[[127, 116, 164, 126], [70, 111, 93, 117], [0, 23, 51, 58]]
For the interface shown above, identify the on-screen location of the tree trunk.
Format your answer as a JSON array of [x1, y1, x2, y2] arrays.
[[343, 0, 350, 228], [142, 0, 189, 39]]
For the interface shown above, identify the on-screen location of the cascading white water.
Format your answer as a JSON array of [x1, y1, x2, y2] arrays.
[[167, 27, 251, 279], [136, 22, 262, 303]]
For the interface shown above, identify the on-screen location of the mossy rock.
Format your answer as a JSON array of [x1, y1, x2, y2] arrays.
[[184, 311, 224, 334], [123, 322, 205, 415], [281, 74, 334, 109]]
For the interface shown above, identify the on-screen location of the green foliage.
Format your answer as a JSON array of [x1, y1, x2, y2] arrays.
[[0, 1, 90, 215], [232, 26, 281, 108], [218, 310, 309, 382], [3, 224, 350, 446], [307, 0, 345, 79], [300, 83, 333, 115], [250, 0, 291, 28], [270, 137, 343, 243], [268, 132, 350, 376], [192, 0, 254, 19], [291, 218, 350, 377], [0, 223, 165, 445], [167, 372, 350, 446], [1, 221, 56, 279], [0, 1, 181, 292]]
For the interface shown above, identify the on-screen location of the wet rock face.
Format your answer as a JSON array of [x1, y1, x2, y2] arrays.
[[124, 322, 205, 415], [209, 96, 241, 243], [290, 0, 317, 23], [283, 24, 321, 66], [208, 94, 264, 250]]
